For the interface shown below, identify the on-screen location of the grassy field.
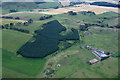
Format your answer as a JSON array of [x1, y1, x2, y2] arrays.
[[3, 49, 46, 77], [7, 13, 56, 33], [2, 29, 47, 78], [5, 11, 118, 33], [2, 11, 119, 78], [2, 2, 61, 14], [84, 27, 118, 52], [2, 30, 32, 53]]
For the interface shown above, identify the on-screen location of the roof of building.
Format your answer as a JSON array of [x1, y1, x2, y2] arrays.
[[94, 51, 108, 58], [89, 59, 98, 64]]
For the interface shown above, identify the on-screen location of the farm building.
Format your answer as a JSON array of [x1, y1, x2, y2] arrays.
[[86, 46, 92, 50], [94, 50, 108, 58], [89, 58, 99, 65]]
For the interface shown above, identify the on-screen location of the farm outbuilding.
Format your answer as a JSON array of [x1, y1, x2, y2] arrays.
[[94, 50, 108, 58], [89, 59, 99, 65]]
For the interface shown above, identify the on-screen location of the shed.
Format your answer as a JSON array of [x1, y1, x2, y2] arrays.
[[89, 59, 99, 64]]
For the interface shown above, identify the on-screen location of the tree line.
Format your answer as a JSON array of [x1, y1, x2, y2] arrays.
[[90, 2, 120, 8], [39, 15, 53, 20], [1, 19, 33, 33]]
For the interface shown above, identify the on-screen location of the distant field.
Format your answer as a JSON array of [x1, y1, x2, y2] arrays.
[[5, 13, 56, 33], [2, 4, 118, 16], [39, 4, 118, 15], [2, 30, 32, 53], [4, 11, 118, 33], [2, 2, 61, 14]]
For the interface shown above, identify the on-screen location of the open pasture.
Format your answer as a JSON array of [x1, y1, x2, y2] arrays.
[[2, 30, 32, 53], [84, 27, 118, 52], [2, 49, 46, 77]]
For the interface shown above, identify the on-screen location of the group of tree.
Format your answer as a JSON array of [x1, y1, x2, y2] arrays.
[[86, 11, 96, 15], [1, 20, 33, 33], [79, 24, 88, 31], [10, 27, 29, 33], [2, 16, 13, 19], [39, 15, 53, 20], [90, 2, 120, 8], [79, 11, 96, 15], [68, 11, 77, 15], [9, 9, 18, 13], [70, 2, 86, 6], [2, 16, 33, 21], [2, 24, 29, 33], [54, 6, 59, 9]]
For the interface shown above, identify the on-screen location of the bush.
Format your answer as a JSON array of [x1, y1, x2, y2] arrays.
[[39, 15, 53, 20], [68, 11, 77, 15]]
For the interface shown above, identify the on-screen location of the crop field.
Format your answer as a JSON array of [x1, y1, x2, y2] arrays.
[[39, 4, 118, 15]]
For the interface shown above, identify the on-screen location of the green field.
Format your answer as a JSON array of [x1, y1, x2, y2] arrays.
[[2, 30, 47, 78], [84, 27, 118, 52], [3, 49, 46, 77], [2, 2, 61, 14], [3, 30, 32, 53], [8, 13, 56, 33], [2, 11, 119, 78], [7, 11, 118, 33]]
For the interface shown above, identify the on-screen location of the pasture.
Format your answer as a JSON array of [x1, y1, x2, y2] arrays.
[[84, 27, 118, 52], [2, 10, 119, 78], [3, 11, 118, 34], [2, 30, 32, 53], [2, 49, 46, 77], [2, 30, 46, 78]]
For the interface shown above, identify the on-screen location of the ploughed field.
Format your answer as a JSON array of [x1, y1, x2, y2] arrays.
[[17, 20, 79, 58]]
